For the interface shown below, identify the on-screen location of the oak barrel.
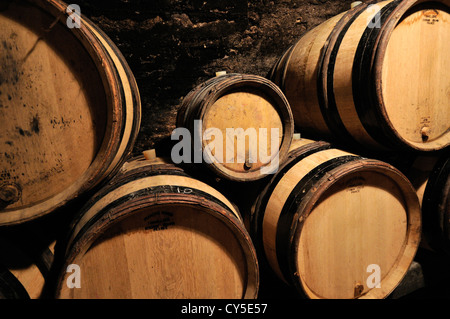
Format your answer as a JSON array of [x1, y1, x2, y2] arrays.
[[0, 265, 30, 299], [404, 152, 450, 254], [0, 227, 55, 299], [54, 155, 259, 299], [271, 0, 450, 152], [251, 138, 421, 299], [176, 73, 294, 182], [0, 0, 141, 225]]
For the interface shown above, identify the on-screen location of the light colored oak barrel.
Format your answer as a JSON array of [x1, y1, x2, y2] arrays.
[[404, 152, 450, 254], [54, 155, 259, 299], [176, 73, 294, 182], [0, 0, 141, 225], [250, 139, 421, 299], [270, 0, 450, 152]]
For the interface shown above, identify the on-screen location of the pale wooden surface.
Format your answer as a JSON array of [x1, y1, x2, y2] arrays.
[[273, 0, 449, 151], [59, 206, 248, 299], [262, 148, 353, 282], [56, 157, 258, 299], [283, 12, 345, 136], [203, 90, 283, 173], [381, 6, 450, 150], [258, 142, 421, 298], [297, 171, 408, 299], [332, 1, 391, 149]]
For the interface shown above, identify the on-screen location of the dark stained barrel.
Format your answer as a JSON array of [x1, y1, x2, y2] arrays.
[[0, 0, 141, 225]]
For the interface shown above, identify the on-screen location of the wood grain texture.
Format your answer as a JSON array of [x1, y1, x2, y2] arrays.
[[55, 156, 259, 299], [251, 139, 421, 299], [176, 73, 293, 182], [0, 0, 141, 225], [380, 3, 450, 150], [270, 0, 450, 152]]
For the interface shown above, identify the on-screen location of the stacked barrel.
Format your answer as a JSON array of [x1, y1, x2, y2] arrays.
[[269, 0, 449, 153], [0, 0, 448, 300], [0, 0, 143, 298], [261, 0, 449, 298]]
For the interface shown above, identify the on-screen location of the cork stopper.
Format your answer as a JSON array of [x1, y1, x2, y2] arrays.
[[351, 1, 363, 9], [215, 71, 227, 77]]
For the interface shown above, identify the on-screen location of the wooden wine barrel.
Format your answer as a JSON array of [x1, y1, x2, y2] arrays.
[[404, 152, 450, 254], [0, 229, 55, 299], [251, 139, 421, 299], [271, 0, 450, 152], [0, 0, 141, 225], [0, 265, 30, 299], [176, 73, 294, 182], [54, 155, 259, 299]]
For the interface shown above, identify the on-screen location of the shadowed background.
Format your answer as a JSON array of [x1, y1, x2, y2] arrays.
[[74, 0, 358, 156]]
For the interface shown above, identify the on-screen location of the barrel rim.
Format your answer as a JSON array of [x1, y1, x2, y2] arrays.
[[250, 140, 332, 283], [317, 1, 378, 149], [288, 160, 422, 299], [195, 74, 294, 182], [0, 0, 141, 225], [55, 197, 259, 299], [372, 0, 450, 151]]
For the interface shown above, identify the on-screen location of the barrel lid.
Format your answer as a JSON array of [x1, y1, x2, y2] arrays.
[[376, 0, 450, 151]]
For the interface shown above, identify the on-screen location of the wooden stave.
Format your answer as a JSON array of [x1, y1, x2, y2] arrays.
[[251, 140, 422, 299], [80, 14, 142, 178], [271, 0, 450, 152], [335, 0, 449, 151], [176, 73, 294, 182], [275, 12, 347, 139], [176, 73, 238, 130], [318, 0, 392, 150], [250, 140, 332, 277], [369, 0, 450, 152], [53, 157, 259, 299], [291, 160, 421, 299], [0, 228, 55, 299], [0, 265, 30, 299], [266, 43, 295, 92], [0, 0, 141, 225]]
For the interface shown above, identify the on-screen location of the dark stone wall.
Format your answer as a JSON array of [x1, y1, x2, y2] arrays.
[[75, 0, 361, 156]]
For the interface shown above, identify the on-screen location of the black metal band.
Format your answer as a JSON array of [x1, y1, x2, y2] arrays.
[[275, 155, 361, 283], [251, 143, 332, 255], [320, 8, 367, 146], [352, 0, 403, 149], [67, 184, 236, 255]]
